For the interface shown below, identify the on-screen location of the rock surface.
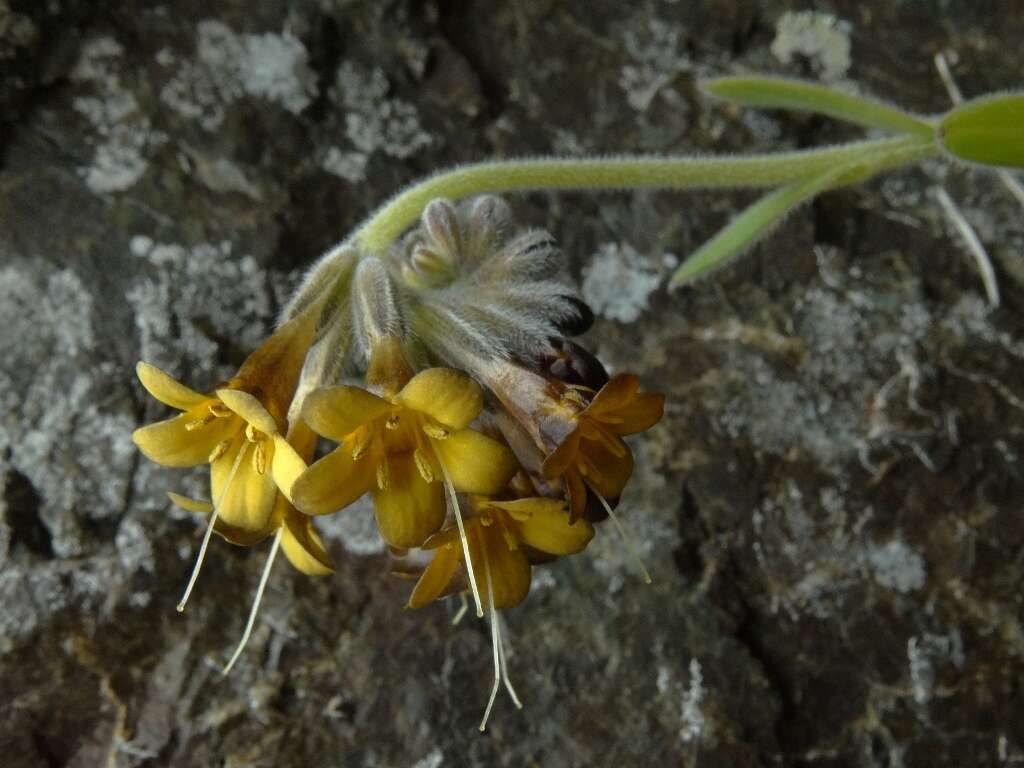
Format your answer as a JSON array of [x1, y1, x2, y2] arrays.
[[2, 1, 1023, 766]]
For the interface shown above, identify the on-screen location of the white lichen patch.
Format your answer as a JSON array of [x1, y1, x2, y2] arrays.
[[771, 11, 852, 82], [72, 37, 166, 193], [907, 631, 964, 705], [333, 62, 433, 163], [160, 20, 316, 131], [0, 264, 136, 558], [126, 237, 277, 378], [754, 484, 929, 617], [864, 540, 926, 594], [582, 242, 662, 323], [322, 146, 369, 183], [715, 281, 937, 469], [657, 658, 710, 745], [620, 18, 691, 112]]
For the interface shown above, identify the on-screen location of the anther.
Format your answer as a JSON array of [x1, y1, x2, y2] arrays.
[[376, 462, 390, 491], [185, 413, 216, 431], [208, 439, 232, 463], [208, 403, 232, 418], [245, 423, 261, 443], [413, 449, 434, 483], [253, 442, 267, 475], [422, 423, 449, 440], [385, 415, 400, 431]]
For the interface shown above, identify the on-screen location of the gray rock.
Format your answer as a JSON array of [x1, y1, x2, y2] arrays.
[[2, 2, 1022, 766]]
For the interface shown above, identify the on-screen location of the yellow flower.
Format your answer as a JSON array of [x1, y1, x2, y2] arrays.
[[166, 419, 333, 673], [405, 493, 593, 731], [542, 374, 664, 521], [132, 309, 317, 538], [407, 495, 593, 610], [292, 367, 517, 549]]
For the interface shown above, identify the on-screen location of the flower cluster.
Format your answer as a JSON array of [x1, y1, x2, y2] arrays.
[[133, 196, 663, 728]]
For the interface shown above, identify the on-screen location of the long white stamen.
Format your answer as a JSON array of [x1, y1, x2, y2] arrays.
[[431, 442, 484, 618], [588, 484, 653, 584], [495, 612, 522, 710], [222, 528, 282, 675], [452, 591, 469, 626], [177, 442, 249, 612], [479, 559, 501, 732]]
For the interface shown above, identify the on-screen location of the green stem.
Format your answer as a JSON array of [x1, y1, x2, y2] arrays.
[[701, 76, 937, 138], [671, 136, 937, 286], [353, 135, 938, 254]]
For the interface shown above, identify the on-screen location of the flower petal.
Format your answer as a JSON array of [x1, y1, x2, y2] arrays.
[[137, 362, 207, 411], [586, 374, 640, 418], [270, 434, 307, 502], [132, 412, 236, 467], [281, 507, 334, 575], [303, 386, 392, 442], [493, 498, 594, 555], [211, 443, 277, 534], [291, 446, 376, 516], [433, 429, 517, 495], [396, 368, 482, 429], [166, 491, 213, 513], [407, 540, 462, 608], [606, 392, 665, 436], [541, 428, 581, 479], [372, 452, 446, 549], [216, 388, 279, 435], [580, 437, 634, 502], [474, 524, 531, 610], [564, 467, 587, 522]]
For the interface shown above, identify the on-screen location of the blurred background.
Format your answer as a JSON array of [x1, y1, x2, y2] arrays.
[[1, 1, 1022, 766]]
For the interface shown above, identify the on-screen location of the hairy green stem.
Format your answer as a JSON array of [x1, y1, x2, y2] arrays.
[[353, 135, 939, 254]]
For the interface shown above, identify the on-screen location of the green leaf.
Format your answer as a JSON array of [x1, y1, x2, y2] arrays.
[[940, 92, 1024, 169], [670, 166, 851, 288], [702, 76, 936, 138]]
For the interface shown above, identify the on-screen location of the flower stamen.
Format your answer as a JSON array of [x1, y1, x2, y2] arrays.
[[479, 557, 522, 732], [452, 591, 469, 626], [177, 442, 249, 612], [431, 441, 484, 618], [222, 527, 283, 676], [588, 483, 653, 585]]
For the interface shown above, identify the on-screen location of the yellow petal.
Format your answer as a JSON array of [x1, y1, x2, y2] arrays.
[[473, 524, 531, 610], [372, 453, 446, 549], [407, 540, 462, 608], [270, 434, 307, 502], [132, 412, 236, 467], [433, 429, 517, 495], [396, 368, 483, 429], [291, 446, 376, 516], [216, 388, 279, 435], [493, 498, 594, 555], [211, 442, 277, 534], [213, 520, 274, 547], [166, 491, 212, 513], [281, 508, 334, 575], [587, 374, 640, 417], [564, 467, 587, 523], [581, 437, 634, 502], [303, 386, 392, 442], [136, 362, 207, 411], [541, 428, 581, 479], [236, 299, 325, 418], [605, 392, 665, 436]]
